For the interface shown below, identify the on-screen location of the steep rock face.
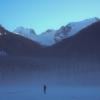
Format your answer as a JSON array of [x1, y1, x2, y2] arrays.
[[55, 25, 71, 42]]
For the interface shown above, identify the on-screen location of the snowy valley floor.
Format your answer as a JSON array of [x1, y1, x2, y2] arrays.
[[0, 57, 100, 100], [0, 86, 100, 100]]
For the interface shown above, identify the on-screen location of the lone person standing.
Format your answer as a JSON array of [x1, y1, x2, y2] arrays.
[[43, 84, 47, 94]]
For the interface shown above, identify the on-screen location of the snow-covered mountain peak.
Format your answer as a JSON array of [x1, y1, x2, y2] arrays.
[[14, 26, 36, 35], [13, 27, 40, 43], [54, 25, 71, 42], [54, 17, 99, 42], [12, 17, 99, 46], [38, 29, 56, 46]]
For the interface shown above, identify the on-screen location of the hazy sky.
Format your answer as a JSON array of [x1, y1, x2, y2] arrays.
[[0, 0, 100, 34]]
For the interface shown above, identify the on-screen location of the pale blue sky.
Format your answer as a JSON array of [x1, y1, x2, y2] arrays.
[[0, 0, 100, 34]]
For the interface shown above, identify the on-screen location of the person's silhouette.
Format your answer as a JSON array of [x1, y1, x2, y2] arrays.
[[43, 84, 47, 94]]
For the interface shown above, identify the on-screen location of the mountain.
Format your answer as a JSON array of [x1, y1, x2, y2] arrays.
[[13, 21, 100, 57], [14, 27, 36, 35], [14, 27, 39, 42], [14, 17, 99, 46], [0, 21, 100, 86], [0, 25, 42, 56], [55, 17, 99, 42], [0, 20, 100, 88], [46, 21, 100, 57], [37, 29, 56, 46], [14, 27, 57, 46], [0, 18, 100, 56]]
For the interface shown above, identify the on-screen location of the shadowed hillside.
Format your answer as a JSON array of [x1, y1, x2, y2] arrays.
[[0, 25, 42, 56], [44, 21, 100, 57]]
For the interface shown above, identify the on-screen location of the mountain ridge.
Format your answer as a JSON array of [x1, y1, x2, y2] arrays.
[[0, 25, 42, 56], [13, 17, 100, 46]]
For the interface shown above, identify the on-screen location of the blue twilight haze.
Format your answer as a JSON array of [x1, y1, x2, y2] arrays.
[[0, 0, 100, 34]]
